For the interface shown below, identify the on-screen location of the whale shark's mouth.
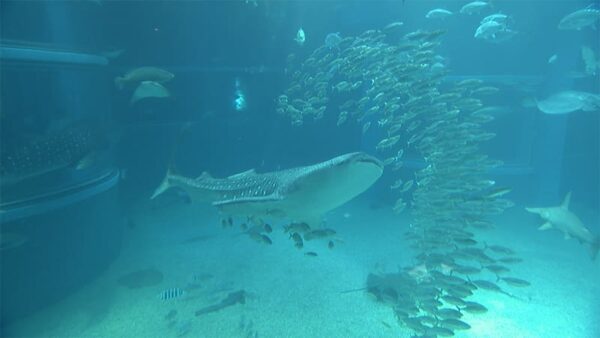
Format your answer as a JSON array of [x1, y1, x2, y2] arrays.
[[334, 152, 384, 170], [356, 156, 384, 168]]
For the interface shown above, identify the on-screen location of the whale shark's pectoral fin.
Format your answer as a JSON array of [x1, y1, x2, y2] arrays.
[[212, 195, 286, 216], [538, 222, 553, 230], [525, 207, 544, 215]]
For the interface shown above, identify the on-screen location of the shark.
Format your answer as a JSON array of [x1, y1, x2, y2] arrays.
[[526, 192, 600, 260], [151, 152, 383, 226]]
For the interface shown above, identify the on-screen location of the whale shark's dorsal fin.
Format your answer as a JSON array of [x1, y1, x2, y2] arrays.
[[561, 191, 572, 210], [228, 169, 256, 179], [196, 171, 212, 180]]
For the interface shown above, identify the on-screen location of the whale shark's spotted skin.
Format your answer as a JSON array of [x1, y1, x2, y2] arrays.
[[153, 152, 384, 225]]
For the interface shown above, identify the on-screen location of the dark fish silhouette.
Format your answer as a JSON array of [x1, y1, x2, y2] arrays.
[[195, 290, 246, 316]]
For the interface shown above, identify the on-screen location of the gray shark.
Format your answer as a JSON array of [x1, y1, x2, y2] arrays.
[[526, 192, 600, 260], [151, 152, 383, 225]]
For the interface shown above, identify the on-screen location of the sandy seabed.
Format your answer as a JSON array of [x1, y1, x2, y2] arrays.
[[5, 199, 600, 338]]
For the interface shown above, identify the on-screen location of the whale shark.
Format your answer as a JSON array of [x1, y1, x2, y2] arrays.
[[526, 192, 600, 260], [151, 152, 383, 226]]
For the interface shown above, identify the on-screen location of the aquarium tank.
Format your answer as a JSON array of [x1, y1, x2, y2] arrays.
[[1, 1, 599, 337]]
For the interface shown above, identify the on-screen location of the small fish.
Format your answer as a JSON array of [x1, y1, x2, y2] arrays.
[[548, 54, 558, 64], [471, 86, 500, 96], [324, 32, 342, 49], [392, 199, 407, 213], [390, 178, 403, 190], [328, 240, 335, 249], [248, 232, 272, 245], [426, 8, 453, 19], [294, 28, 306, 46], [383, 157, 396, 166], [434, 308, 463, 319], [441, 295, 466, 307], [485, 187, 511, 198], [305, 251, 318, 257], [158, 288, 186, 301], [284, 222, 311, 234], [498, 257, 523, 264], [399, 180, 414, 193], [362, 122, 371, 135], [263, 223, 272, 233], [425, 326, 455, 337], [452, 265, 481, 275], [453, 238, 477, 246], [375, 135, 401, 151], [485, 264, 510, 275], [485, 243, 515, 255], [500, 277, 531, 287], [290, 232, 304, 249], [383, 21, 404, 33], [439, 318, 471, 330], [461, 301, 487, 314], [337, 111, 348, 126], [460, 1, 490, 15], [260, 234, 272, 244]]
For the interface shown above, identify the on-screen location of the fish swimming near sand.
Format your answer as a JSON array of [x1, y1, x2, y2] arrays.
[[158, 288, 186, 301], [195, 290, 246, 316], [151, 152, 383, 227], [0, 125, 107, 187], [526, 192, 600, 260]]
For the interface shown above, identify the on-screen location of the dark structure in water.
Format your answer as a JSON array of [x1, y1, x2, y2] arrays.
[[0, 125, 106, 186]]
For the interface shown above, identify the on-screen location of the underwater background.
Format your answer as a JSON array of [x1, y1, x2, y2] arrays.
[[1, 1, 599, 337]]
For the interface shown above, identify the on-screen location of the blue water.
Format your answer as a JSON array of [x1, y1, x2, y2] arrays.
[[1, 1, 599, 337]]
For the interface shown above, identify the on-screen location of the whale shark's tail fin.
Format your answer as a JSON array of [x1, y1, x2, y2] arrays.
[[151, 167, 174, 199], [591, 236, 600, 261]]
